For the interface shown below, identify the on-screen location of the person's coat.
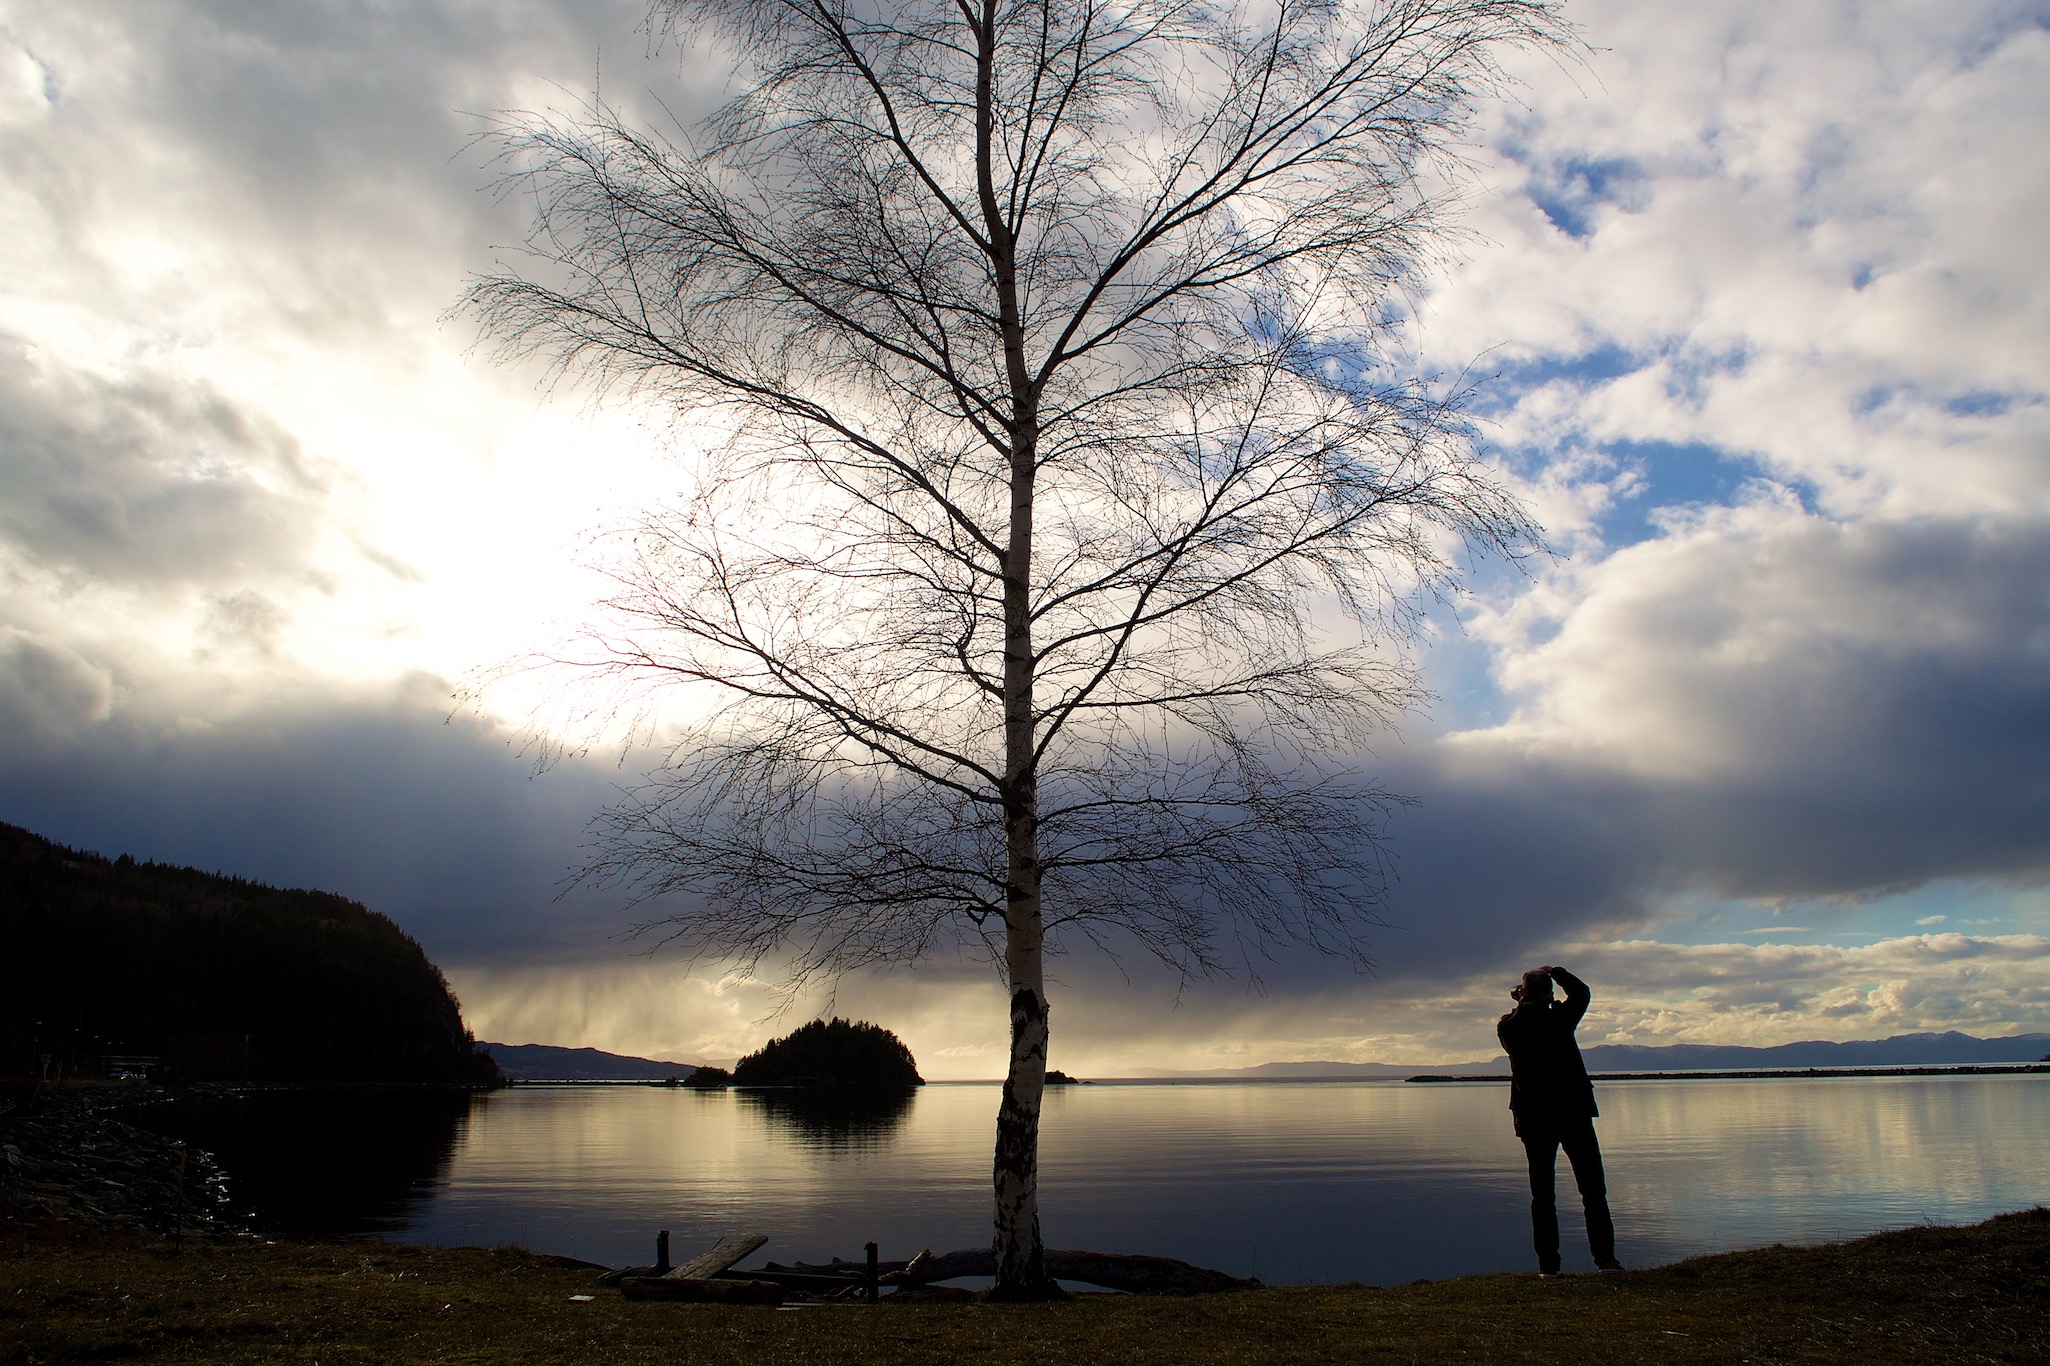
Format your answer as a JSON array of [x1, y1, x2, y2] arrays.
[[1496, 967, 1599, 1138]]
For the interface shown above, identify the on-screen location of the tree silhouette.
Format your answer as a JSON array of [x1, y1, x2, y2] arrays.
[[731, 1017, 924, 1087], [468, 0, 1569, 1294], [0, 823, 496, 1085]]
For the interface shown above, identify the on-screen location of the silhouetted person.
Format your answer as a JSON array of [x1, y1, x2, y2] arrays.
[[1497, 965, 1622, 1277]]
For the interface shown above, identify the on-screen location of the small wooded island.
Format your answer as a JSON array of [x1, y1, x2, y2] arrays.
[[688, 1018, 923, 1089]]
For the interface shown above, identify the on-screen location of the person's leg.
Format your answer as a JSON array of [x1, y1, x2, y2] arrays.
[[1560, 1123, 1616, 1265], [1521, 1134, 1562, 1273]]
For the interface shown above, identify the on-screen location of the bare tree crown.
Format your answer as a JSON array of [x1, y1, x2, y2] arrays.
[[467, 0, 1567, 986]]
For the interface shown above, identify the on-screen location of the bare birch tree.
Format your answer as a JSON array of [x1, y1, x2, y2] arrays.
[[467, 0, 1569, 1297]]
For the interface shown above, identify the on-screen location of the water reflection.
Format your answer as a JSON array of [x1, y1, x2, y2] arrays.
[[130, 1076, 2050, 1284], [736, 1086, 917, 1149], [132, 1087, 480, 1238]]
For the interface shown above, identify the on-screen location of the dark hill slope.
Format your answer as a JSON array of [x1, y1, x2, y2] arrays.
[[481, 1043, 707, 1081], [0, 823, 495, 1083]]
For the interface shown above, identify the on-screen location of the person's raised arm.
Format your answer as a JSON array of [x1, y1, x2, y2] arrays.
[[1548, 966, 1591, 1029]]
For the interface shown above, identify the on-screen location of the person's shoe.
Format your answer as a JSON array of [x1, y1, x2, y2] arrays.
[[1596, 1259, 1626, 1274], [1537, 1268, 1563, 1279]]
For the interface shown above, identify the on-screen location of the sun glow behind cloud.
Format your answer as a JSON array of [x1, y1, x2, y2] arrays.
[[0, 2, 720, 711]]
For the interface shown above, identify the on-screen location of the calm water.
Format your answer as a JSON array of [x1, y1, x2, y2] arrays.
[[142, 1075, 2050, 1285]]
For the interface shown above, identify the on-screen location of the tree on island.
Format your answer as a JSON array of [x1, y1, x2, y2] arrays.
[[467, 0, 1568, 1296], [730, 1017, 924, 1088]]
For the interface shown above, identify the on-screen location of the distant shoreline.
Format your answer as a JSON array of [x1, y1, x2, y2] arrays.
[[491, 1063, 2050, 1087], [1407, 1062, 2050, 1083]]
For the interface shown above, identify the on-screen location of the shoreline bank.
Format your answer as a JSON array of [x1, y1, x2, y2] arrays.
[[6, 1210, 2045, 1364], [0, 1081, 493, 1242]]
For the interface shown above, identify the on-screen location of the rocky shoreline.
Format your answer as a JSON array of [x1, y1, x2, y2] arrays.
[[0, 1085, 244, 1241]]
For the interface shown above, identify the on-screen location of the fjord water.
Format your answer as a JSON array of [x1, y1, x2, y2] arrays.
[[157, 1075, 2049, 1284]]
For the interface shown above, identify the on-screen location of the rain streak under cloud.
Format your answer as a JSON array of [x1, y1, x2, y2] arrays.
[[1, 0, 2046, 1074]]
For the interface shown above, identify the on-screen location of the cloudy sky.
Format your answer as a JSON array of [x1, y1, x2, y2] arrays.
[[4, 1, 2047, 1076]]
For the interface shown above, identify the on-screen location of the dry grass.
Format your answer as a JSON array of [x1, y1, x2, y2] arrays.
[[4, 1210, 2045, 1365]]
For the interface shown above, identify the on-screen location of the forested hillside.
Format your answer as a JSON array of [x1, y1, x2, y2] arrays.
[[0, 823, 496, 1084]]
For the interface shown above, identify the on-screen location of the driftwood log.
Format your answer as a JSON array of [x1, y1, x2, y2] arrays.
[[618, 1276, 784, 1305], [606, 1231, 1255, 1299], [769, 1248, 1259, 1295]]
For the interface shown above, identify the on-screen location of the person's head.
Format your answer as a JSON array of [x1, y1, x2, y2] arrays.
[[1515, 969, 1554, 1004]]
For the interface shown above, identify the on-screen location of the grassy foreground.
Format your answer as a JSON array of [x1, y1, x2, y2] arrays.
[[5, 1211, 2045, 1366]]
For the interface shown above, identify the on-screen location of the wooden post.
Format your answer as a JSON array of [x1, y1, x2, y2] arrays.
[[173, 1144, 187, 1254], [656, 1230, 670, 1275], [865, 1242, 879, 1304]]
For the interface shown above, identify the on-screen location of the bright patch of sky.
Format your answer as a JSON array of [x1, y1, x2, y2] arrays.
[[1638, 881, 2040, 950]]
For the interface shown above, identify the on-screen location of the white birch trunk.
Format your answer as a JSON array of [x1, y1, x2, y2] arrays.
[[991, 908, 1050, 1293], [976, 0, 1057, 1298], [990, 416, 1053, 1295]]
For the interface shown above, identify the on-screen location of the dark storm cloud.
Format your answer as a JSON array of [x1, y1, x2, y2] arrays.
[[1007, 512, 2050, 997], [1357, 513, 2050, 979], [0, 673, 630, 963], [12, 511, 2038, 994]]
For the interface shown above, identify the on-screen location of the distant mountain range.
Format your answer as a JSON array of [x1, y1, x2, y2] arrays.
[[1577, 1030, 2050, 1073], [1143, 1031, 2050, 1080], [480, 1042, 710, 1081]]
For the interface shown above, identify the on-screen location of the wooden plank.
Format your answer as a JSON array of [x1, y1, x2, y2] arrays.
[[666, 1233, 769, 1281]]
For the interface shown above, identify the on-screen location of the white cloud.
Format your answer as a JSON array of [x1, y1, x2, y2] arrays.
[[1437, 2, 2050, 519], [0, 33, 49, 126], [0, 627, 112, 744], [1568, 932, 2050, 1045], [0, 341, 327, 594], [1393, 1, 2050, 943], [0, 0, 697, 705]]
